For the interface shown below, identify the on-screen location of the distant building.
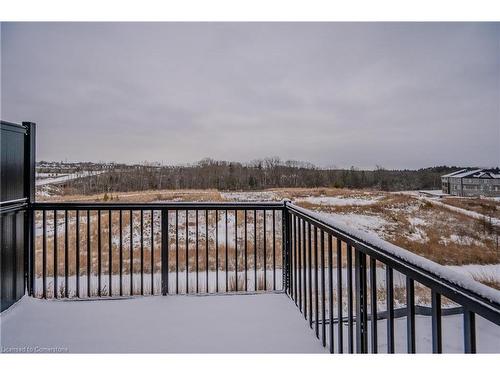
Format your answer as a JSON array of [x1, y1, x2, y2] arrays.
[[441, 169, 500, 197]]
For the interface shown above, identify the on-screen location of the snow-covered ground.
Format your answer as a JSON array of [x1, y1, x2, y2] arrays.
[[417, 196, 500, 228], [310, 212, 390, 235], [0, 294, 325, 353], [295, 195, 382, 206], [220, 191, 279, 201], [33, 270, 283, 298], [1, 294, 498, 353], [36, 171, 103, 186]]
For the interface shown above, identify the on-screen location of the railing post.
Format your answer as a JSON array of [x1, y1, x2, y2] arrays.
[[282, 200, 291, 294], [161, 209, 168, 295], [464, 309, 476, 353], [23, 122, 36, 297], [355, 247, 368, 353]]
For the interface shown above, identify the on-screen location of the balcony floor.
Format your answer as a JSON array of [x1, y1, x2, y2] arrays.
[[0, 293, 326, 353]]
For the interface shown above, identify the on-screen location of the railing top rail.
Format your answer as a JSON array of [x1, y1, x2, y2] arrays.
[[33, 201, 286, 210], [286, 202, 500, 324]]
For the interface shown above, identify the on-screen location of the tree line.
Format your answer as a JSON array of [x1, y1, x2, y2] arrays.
[[49, 158, 465, 195]]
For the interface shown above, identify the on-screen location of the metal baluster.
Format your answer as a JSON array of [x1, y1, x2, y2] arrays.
[[42, 210, 47, 298], [293, 215, 297, 303], [130, 210, 133, 295], [76, 210, 80, 298], [254, 209, 257, 291], [315, 227, 319, 339], [109, 210, 112, 297], [235, 210, 238, 292], [87, 210, 90, 298], [175, 210, 179, 295], [196, 210, 199, 294], [272, 210, 276, 291], [53, 210, 58, 298], [225, 210, 228, 292], [406, 277, 416, 353], [141, 210, 144, 295], [216, 209, 219, 293], [161, 209, 168, 295], [464, 309, 476, 353], [98, 209, 101, 297], [297, 218, 302, 312], [355, 248, 368, 353], [245, 210, 248, 292], [346, 243, 353, 353], [185, 209, 188, 294], [308, 222, 313, 329], [263, 210, 267, 291], [205, 209, 208, 293], [119, 210, 123, 296], [328, 235, 334, 353], [337, 238, 343, 353], [386, 267, 395, 353], [64, 209, 69, 298], [151, 210, 154, 295], [321, 230, 326, 347], [370, 257, 378, 353], [303, 219, 307, 320], [431, 291, 442, 353]]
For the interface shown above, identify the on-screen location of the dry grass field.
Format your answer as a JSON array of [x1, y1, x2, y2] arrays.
[[35, 187, 500, 294]]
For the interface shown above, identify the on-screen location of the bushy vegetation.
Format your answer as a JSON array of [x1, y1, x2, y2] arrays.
[[51, 158, 464, 195]]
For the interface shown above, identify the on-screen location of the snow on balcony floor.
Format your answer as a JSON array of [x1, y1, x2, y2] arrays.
[[0, 293, 326, 353]]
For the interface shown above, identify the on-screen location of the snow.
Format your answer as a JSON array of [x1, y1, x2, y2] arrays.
[[0, 294, 325, 353], [1, 294, 499, 353], [439, 234, 484, 247], [296, 196, 382, 206], [221, 191, 279, 201], [366, 313, 500, 353], [33, 270, 283, 298], [446, 264, 500, 284], [408, 217, 427, 226], [324, 213, 389, 234], [406, 226, 428, 243], [287, 203, 500, 305], [36, 171, 103, 187], [418, 196, 500, 227], [300, 211, 390, 237]]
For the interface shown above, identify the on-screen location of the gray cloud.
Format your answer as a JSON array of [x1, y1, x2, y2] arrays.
[[1, 22, 499, 168]]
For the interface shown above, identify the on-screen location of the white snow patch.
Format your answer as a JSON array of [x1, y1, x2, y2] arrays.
[[408, 217, 427, 227], [440, 234, 484, 247], [36, 171, 103, 186], [220, 191, 279, 202], [406, 226, 428, 243], [314, 212, 389, 235], [296, 195, 382, 206], [446, 264, 500, 284]]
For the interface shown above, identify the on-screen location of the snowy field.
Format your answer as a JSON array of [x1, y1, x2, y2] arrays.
[[36, 171, 103, 187], [0, 294, 325, 353]]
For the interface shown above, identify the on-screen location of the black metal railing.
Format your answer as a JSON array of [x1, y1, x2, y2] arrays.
[[284, 202, 500, 354], [32, 202, 284, 298], [28, 199, 500, 353]]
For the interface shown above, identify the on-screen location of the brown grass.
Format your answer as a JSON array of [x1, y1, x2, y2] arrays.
[[442, 197, 500, 220], [34, 209, 283, 279]]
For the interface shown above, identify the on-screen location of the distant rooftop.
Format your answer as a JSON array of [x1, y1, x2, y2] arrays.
[[442, 168, 500, 179]]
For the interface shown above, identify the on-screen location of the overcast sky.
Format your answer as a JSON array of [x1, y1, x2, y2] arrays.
[[1, 22, 499, 169]]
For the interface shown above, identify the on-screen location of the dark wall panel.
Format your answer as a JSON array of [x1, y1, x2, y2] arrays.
[[1, 121, 29, 312], [0, 123, 26, 202], [0, 210, 25, 311]]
